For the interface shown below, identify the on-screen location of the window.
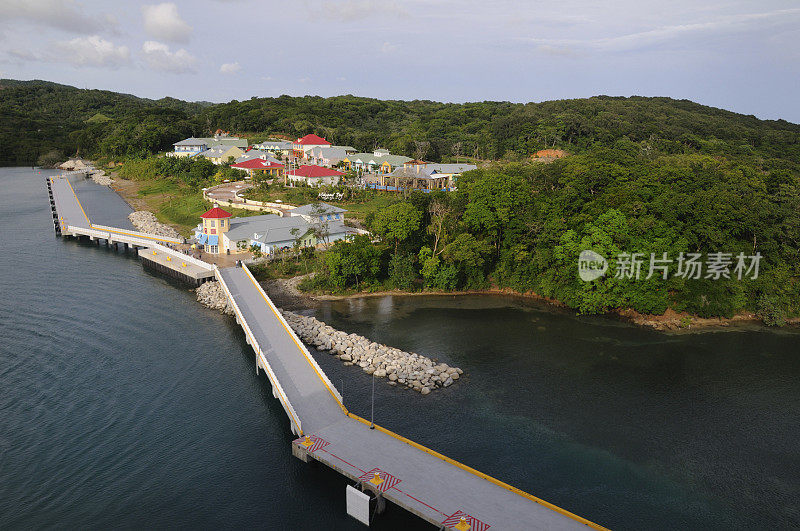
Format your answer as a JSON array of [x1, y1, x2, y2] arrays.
[[211, 228, 216, 234]]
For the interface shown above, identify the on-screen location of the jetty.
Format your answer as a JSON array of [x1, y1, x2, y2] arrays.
[[48, 173, 606, 530], [48, 175, 214, 286]]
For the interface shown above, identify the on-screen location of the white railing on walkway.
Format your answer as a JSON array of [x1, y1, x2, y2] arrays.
[[148, 242, 212, 270], [214, 265, 304, 437], [241, 263, 344, 407], [65, 225, 212, 271], [91, 223, 183, 245]]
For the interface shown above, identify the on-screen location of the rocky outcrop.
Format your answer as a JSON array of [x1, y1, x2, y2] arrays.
[[280, 310, 463, 393], [90, 170, 114, 186], [59, 159, 89, 171], [128, 211, 182, 240], [196, 281, 233, 315]]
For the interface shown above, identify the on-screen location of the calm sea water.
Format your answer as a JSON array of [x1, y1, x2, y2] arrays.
[[1, 167, 798, 530]]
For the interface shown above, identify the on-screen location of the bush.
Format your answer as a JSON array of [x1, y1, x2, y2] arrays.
[[36, 149, 63, 168], [756, 294, 787, 327], [388, 253, 417, 291]]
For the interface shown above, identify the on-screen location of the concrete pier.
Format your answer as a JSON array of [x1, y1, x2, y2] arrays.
[[140, 248, 214, 286], [49, 173, 605, 530], [50, 174, 213, 285], [217, 265, 606, 530]]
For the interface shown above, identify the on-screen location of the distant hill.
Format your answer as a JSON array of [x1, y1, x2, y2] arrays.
[[1, 78, 798, 166]]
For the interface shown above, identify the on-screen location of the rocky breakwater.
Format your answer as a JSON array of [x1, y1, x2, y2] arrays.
[[128, 211, 182, 240], [280, 310, 463, 394], [196, 281, 233, 315]]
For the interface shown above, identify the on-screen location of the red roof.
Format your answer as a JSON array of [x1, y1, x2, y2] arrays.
[[295, 134, 331, 146], [231, 159, 285, 170], [286, 165, 344, 178], [201, 206, 232, 219]]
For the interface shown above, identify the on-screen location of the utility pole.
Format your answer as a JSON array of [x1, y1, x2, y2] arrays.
[[370, 373, 375, 429]]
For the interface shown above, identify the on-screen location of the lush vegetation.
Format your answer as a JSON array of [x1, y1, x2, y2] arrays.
[[3, 78, 799, 166], [302, 146, 800, 322], [4, 78, 800, 321]]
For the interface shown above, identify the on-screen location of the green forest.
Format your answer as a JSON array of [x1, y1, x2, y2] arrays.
[[2, 78, 799, 165], [302, 151, 800, 325], [3, 78, 800, 322]]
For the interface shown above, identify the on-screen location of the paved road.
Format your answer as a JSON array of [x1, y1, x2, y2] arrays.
[[204, 181, 253, 202], [218, 266, 597, 530]]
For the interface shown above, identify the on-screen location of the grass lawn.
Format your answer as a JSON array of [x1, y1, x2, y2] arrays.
[[242, 186, 401, 222], [114, 177, 260, 236]]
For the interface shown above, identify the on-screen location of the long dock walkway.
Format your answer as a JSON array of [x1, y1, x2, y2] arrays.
[[50, 172, 605, 530], [217, 265, 605, 530], [49, 175, 213, 285]]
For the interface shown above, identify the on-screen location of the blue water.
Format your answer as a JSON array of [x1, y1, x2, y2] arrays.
[[1, 167, 798, 529]]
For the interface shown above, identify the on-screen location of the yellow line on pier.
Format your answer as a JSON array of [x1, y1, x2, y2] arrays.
[[243, 266, 349, 415]]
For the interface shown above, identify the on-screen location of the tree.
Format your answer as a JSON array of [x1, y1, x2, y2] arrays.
[[290, 226, 303, 257], [451, 141, 462, 163], [427, 198, 454, 256], [324, 235, 381, 290], [371, 202, 422, 252], [388, 253, 417, 291], [413, 140, 430, 161], [309, 202, 331, 247], [441, 233, 492, 288]]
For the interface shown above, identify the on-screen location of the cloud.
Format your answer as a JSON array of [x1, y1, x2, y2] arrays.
[[526, 7, 800, 55], [7, 48, 42, 62], [141, 40, 196, 73], [0, 0, 117, 33], [220, 61, 240, 74], [54, 36, 130, 67], [141, 3, 192, 43], [4, 35, 129, 67], [314, 0, 409, 21]]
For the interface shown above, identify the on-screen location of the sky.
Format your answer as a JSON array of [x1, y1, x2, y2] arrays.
[[0, 0, 798, 122]]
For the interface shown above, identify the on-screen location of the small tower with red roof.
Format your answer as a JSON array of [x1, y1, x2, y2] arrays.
[[199, 203, 231, 254]]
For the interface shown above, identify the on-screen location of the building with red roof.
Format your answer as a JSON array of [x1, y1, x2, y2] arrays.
[[292, 134, 331, 159], [285, 164, 344, 187], [197, 204, 232, 254], [230, 158, 285, 178], [200, 205, 232, 219]]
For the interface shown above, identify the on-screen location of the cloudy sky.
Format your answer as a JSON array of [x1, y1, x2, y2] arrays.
[[1, 0, 798, 121]]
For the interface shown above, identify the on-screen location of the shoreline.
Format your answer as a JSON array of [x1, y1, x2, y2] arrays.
[[267, 277, 800, 333], [86, 165, 796, 334]]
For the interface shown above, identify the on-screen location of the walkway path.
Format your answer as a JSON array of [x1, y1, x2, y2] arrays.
[[217, 265, 605, 530]]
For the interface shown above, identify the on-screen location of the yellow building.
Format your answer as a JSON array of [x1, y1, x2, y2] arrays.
[[196, 204, 231, 254], [200, 146, 245, 165]]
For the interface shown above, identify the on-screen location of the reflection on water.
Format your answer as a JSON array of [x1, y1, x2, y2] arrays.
[[311, 294, 800, 530]]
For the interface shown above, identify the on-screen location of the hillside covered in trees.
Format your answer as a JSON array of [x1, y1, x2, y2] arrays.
[[2, 78, 799, 167], [4, 78, 800, 322]]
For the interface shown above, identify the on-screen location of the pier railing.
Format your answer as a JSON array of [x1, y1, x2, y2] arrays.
[[147, 242, 213, 270], [92, 223, 183, 245], [214, 265, 304, 436], [241, 263, 345, 410]]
